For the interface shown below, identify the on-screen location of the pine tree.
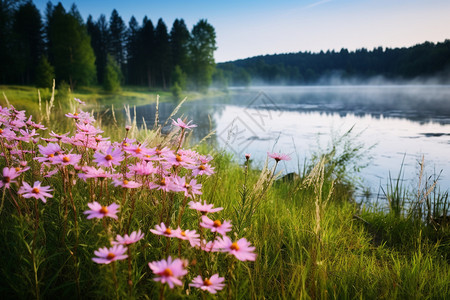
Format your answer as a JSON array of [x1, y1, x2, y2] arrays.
[[140, 17, 155, 87], [109, 9, 126, 68], [189, 19, 217, 92], [126, 16, 140, 85], [170, 19, 190, 73], [12, 1, 44, 84], [46, 3, 96, 88], [154, 18, 171, 89]]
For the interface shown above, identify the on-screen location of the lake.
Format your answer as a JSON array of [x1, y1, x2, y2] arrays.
[[129, 85, 450, 201]]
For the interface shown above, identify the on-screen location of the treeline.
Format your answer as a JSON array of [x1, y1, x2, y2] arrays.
[[0, 0, 217, 92], [218, 40, 450, 86]]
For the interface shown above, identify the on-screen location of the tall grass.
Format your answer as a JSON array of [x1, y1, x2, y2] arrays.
[[0, 94, 449, 299]]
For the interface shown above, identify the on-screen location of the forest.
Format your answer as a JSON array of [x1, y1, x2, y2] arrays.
[[0, 1, 217, 92], [218, 40, 450, 86]]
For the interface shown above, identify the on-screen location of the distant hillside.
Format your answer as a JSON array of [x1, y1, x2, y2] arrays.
[[217, 40, 450, 86]]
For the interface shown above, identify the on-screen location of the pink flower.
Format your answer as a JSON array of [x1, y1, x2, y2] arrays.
[[93, 146, 123, 168], [173, 227, 200, 247], [191, 163, 214, 176], [190, 274, 225, 294], [92, 245, 128, 264], [150, 222, 176, 237], [18, 181, 53, 203], [216, 236, 256, 261], [176, 177, 202, 198], [172, 118, 197, 130], [84, 201, 119, 219], [200, 215, 232, 236], [148, 176, 181, 193], [188, 200, 223, 214], [148, 256, 188, 289], [245, 153, 251, 160], [74, 98, 86, 105], [78, 166, 112, 181], [36, 143, 62, 163], [112, 230, 144, 245], [112, 178, 142, 189], [52, 153, 82, 166], [267, 152, 291, 162], [0, 167, 20, 189]]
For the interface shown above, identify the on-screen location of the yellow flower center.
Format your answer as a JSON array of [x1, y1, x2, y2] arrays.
[[199, 165, 206, 170], [164, 228, 172, 235], [99, 206, 108, 214], [160, 268, 173, 277], [181, 231, 186, 237], [123, 180, 129, 185], [0, 128, 3, 134], [15, 167, 21, 172], [48, 153, 54, 158], [160, 179, 166, 186], [203, 278, 213, 286], [32, 187, 40, 194], [213, 220, 222, 227], [105, 154, 113, 161], [74, 113, 78, 116], [62, 156, 70, 163], [123, 142, 129, 147], [230, 242, 240, 251], [155, 149, 162, 155], [106, 252, 115, 260], [135, 148, 142, 154], [176, 154, 182, 162]]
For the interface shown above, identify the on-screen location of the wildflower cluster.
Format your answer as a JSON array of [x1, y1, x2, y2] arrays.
[[0, 99, 258, 297]]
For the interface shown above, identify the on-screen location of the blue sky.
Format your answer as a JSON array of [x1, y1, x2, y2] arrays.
[[34, 0, 450, 62]]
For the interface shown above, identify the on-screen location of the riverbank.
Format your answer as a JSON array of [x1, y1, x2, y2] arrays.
[[0, 84, 228, 112]]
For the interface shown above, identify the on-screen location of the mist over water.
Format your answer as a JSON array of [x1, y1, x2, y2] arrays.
[[130, 84, 450, 201]]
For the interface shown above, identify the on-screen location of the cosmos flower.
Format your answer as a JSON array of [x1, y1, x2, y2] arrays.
[[267, 152, 291, 162], [51, 153, 82, 166], [175, 177, 202, 198], [188, 200, 223, 214], [83, 201, 119, 219], [200, 215, 232, 236], [150, 222, 176, 237], [92, 245, 128, 264], [0, 167, 20, 189], [93, 146, 124, 168], [173, 227, 200, 247], [216, 236, 256, 261], [148, 256, 188, 289], [190, 274, 225, 294], [112, 230, 144, 245], [18, 181, 53, 203], [112, 177, 142, 189], [172, 118, 197, 130]]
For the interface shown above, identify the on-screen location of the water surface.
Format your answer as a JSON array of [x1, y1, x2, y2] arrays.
[[129, 85, 450, 200]]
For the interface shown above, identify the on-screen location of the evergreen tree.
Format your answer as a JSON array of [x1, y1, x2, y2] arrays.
[[46, 3, 96, 88], [140, 17, 155, 87], [109, 9, 126, 68], [35, 56, 55, 88], [170, 19, 190, 73], [11, 1, 44, 84], [154, 18, 171, 89], [87, 14, 110, 84], [103, 54, 122, 92], [189, 19, 217, 91], [126, 16, 140, 85]]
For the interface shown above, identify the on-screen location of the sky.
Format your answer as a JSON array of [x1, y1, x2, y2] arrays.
[[34, 0, 450, 63]]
